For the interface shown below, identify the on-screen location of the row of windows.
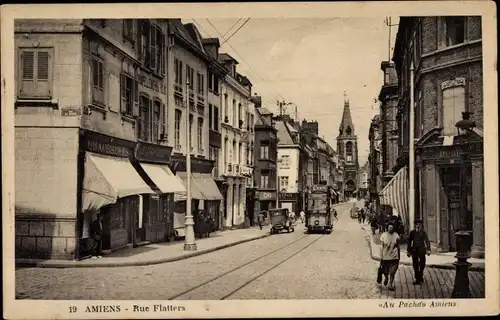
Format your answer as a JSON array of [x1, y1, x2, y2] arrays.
[[222, 94, 254, 130], [223, 139, 254, 166], [173, 109, 204, 153], [174, 58, 205, 95]]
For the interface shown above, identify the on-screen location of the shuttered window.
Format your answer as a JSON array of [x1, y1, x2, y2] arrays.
[[18, 48, 52, 99], [174, 109, 182, 150], [152, 100, 161, 144], [91, 56, 105, 106], [197, 117, 204, 153], [120, 73, 135, 116], [138, 95, 151, 142]]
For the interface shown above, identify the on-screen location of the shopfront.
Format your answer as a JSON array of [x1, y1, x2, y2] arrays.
[[416, 130, 484, 257], [133, 142, 185, 245], [255, 190, 277, 215], [279, 192, 299, 213], [171, 155, 223, 236], [77, 130, 155, 259]]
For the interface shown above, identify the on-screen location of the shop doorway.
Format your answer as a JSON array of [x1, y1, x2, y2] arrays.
[[439, 165, 471, 252]]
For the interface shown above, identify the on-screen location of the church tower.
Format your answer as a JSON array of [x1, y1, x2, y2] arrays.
[[336, 92, 360, 199]]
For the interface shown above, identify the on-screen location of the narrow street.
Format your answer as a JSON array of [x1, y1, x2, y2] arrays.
[[15, 200, 485, 300], [17, 201, 382, 300]]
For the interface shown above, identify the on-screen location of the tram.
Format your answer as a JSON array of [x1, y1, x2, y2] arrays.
[[306, 185, 333, 234]]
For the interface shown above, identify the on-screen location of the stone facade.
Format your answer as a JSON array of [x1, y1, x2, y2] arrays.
[[219, 53, 254, 227]]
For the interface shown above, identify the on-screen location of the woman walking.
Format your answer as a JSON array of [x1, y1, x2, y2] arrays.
[[378, 221, 401, 291]]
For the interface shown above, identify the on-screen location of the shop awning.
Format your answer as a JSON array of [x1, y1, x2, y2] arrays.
[[192, 173, 223, 200], [139, 163, 186, 194], [379, 166, 409, 232], [175, 172, 205, 201], [82, 152, 154, 212]]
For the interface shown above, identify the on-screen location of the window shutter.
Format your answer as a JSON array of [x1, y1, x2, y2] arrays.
[[161, 33, 166, 75], [19, 50, 36, 97], [161, 103, 166, 135], [132, 79, 139, 117], [35, 50, 51, 98], [120, 74, 127, 113], [150, 27, 156, 71]]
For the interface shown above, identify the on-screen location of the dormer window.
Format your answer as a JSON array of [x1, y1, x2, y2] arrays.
[[346, 126, 352, 135]]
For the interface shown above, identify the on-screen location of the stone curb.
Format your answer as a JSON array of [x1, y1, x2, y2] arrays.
[[361, 226, 485, 272], [16, 233, 270, 269]]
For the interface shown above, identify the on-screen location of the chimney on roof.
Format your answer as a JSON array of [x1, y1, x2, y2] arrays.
[[250, 95, 262, 108], [202, 38, 220, 60]]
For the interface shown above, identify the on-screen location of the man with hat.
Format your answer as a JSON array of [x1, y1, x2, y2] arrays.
[[407, 219, 431, 285], [90, 213, 104, 259]]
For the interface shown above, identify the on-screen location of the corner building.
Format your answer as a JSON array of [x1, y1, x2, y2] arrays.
[[393, 16, 484, 257], [15, 19, 186, 260]]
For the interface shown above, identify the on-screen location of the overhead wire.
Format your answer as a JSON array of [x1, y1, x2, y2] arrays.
[[221, 18, 251, 45], [200, 18, 288, 101], [222, 18, 243, 38]]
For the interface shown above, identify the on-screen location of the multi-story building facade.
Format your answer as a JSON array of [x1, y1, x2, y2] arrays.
[[336, 96, 360, 199], [392, 16, 484, 256], [253, 97, 278, 216], [167, 20, 223, 237], [276, 118, 302, 214], [368, 115, 384, 209], [378, 61, 399, 186], [202, 37, 227, 230], [357, 162, 370, 199], [218, 53, 254, 228], [15, 19, 187, 260]]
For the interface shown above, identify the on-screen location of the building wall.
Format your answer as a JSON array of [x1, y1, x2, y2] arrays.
[[393, 16, 484, 255], [14, 20, 85, 259], [277, 148, 300, 193], [219, 72, 253, 227], [80, 20, 143, 142], [168, 37, 209, 158]]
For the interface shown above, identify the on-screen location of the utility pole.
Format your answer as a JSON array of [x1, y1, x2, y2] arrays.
[[184, 79, 197, 251], [385, 17, 399, 61]]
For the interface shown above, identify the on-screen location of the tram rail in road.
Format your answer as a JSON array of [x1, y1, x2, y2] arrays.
[[168, 234, 326, 300]]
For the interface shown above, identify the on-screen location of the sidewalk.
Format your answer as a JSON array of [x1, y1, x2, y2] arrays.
[[361, 224, 485, 271], [16, 227, 270, 268]]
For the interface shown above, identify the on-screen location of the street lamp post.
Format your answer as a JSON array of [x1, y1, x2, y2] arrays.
[[451, 111, 476, 298], [184, 79, 197, 251]]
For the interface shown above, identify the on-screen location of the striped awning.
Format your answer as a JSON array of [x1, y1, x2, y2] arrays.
[[379, 166, 409, 233]]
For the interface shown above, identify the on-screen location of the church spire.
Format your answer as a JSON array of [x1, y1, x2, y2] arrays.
[[339, 91, 355, 136]]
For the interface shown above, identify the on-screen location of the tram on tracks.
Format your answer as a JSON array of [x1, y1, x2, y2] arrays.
[[305, 184, 333, 234]]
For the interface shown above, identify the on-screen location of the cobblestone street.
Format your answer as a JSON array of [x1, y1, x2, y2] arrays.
[[15, 202, 484, 300]]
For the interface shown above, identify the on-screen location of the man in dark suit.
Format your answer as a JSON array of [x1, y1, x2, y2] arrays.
[[407, 219, 431, 285], [90, 213, 104, 259]]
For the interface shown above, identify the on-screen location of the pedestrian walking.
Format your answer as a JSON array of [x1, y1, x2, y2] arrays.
[[377, 221, 400, 291], [90, 213, 104, 259], [370, 216, 378, 235], [258, 212, 265, 230], [407, 219, 431, 285], [361, 209, 366, 224], [300, 210, 305, 223], [333, 208, 338, 220]]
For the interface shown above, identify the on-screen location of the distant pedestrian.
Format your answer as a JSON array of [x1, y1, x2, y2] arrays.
[[333, 208, 338, 220], [407, 219, 431, 285], [370, 216, 378, 235], [378, 221, 400, 291], [300, 210, 305, 223], [90, 213, 104, 259], [361, 209, 366, 224], [258, 212, 265, 230]]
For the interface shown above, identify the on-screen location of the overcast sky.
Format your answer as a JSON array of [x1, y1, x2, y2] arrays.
[[185, 17, 398, 166]]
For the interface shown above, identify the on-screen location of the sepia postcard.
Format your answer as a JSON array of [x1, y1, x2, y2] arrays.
[[2, 1, 499, 319]]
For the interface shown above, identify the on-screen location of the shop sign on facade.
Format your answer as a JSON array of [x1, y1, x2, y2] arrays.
[[256, 191, 276, 201]]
